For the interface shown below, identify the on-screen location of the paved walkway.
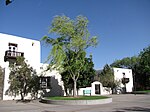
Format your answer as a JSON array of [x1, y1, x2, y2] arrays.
[[0, 94, 150, 112]]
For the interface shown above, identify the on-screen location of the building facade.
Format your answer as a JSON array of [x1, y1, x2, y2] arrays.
[[0, 33, 64, 100], [0, 33, 134, 100], [0, 33, 41, 100], [113, 68, 133, 93]]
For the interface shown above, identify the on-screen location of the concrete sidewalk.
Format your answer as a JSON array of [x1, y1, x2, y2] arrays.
[[0, 94, 150, 112]]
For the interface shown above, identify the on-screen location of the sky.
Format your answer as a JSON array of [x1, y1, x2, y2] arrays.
[[0, 0, 150, 70]]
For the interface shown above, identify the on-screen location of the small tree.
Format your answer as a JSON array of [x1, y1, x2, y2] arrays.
[[7, 57, 38, 100], [42, 15, 97, 97], [98, 64, 117, 89], [61, 54, 96, 95]]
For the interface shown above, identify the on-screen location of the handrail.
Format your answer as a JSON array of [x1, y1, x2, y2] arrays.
[[5, 50, 24, 57]]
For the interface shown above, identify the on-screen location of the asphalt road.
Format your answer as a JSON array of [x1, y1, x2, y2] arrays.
[[0, 94, 150, 112]]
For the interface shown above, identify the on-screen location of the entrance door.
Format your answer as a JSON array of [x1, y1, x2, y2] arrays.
[[95, 84, 100, 94]]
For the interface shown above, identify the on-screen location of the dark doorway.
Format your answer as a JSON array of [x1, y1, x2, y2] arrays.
[[95, 84, 100, 94]]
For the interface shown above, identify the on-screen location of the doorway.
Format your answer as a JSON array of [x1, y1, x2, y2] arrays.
[[95, 84, 100, 94]]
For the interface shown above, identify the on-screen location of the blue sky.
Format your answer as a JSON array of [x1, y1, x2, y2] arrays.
[[0, 0, 150, 70]]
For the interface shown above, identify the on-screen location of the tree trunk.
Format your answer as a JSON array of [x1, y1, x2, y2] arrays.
[[73, 79, 77, 97], [65, 88, 69, 96], [20, 91, 24, 101]]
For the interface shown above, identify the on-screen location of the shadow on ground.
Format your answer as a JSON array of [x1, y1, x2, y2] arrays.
[[113, 107, 150, 112], [16, 99, 36, 103]]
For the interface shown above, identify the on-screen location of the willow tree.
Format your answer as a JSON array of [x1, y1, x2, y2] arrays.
[[42, 15, 97, 97]]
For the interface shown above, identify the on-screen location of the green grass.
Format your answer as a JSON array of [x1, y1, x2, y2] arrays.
[[142, 90, 150, 92], [46, 96, 110, 100], [134, 90, 150, 94], [136, 90, 150, 92]]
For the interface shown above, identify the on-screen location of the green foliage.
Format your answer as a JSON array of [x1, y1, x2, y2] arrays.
[[42, 15, 97, 68], [111, 45, 150, 90], [110, 56, 139, 69], [77, 55, 96, 88], [42, 15, 97, 97], [138, 45, 150, 89], [98, 64, 116, 88], [61, 54, 96, 95], [6, 57, 39, 100], [139, 45, 150, 74]]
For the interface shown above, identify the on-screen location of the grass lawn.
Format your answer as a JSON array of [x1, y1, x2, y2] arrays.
[[46, 96, 110, 100], [134, 90, 150, 93], [137, 90, 150, 92], [141, 90, 150, 92]]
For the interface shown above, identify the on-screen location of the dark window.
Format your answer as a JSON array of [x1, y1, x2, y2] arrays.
[[123, 72, 125, 77], [39, 77, 51, 89], [9, 46, 11, 51], [13, 47, 15, 51], [40, 67, 43, 69]]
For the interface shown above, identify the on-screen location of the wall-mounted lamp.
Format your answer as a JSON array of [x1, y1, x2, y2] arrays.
[[32, 42, 34, 46]]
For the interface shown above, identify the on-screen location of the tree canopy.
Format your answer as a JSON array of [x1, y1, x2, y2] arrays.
[[6, 57, 39, 100], [98, 64, 119, 89], [42, 15, 97, 97], [138, 45, 150, 89], [61, 54, 96, 96], [139, 45, 150, 75], [111, 45, 150, 90], [110, 56, 139, 69]]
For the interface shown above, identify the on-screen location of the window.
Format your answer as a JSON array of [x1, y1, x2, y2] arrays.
[[8, 43, 18, 56], [39, 77, 51, 89], [122, 72, 125, 77], [13, 47, 15, 51], [40, 67, 43, 69], [9, 46, 11, 51]]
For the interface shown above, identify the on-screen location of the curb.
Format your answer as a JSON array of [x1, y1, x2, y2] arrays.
[[41, 97, 112, 105]]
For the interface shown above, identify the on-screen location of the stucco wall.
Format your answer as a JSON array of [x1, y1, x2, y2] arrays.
[[0, 33, 41, 100], [38, 63, 65, 97], [0, 33, 40, 68], [77, 81, 112, 96], [113, 68, 133, 92]]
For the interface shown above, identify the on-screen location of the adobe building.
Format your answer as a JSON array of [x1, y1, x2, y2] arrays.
[[113, 68, 133, 93], [0, 33, 64, 100], [0, 33, 134, 100]]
